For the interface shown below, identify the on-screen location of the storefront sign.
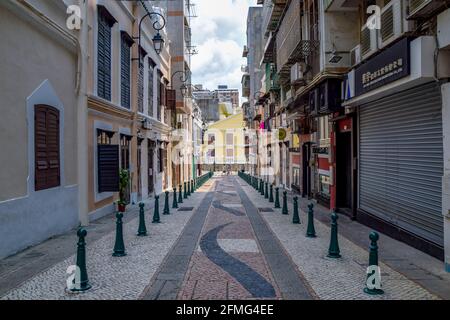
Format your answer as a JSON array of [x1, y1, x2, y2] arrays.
[[355, 37, 410, 96], [313, 147, 329, 154]]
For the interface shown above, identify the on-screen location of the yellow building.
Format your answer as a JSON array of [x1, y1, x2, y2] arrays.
[[202, 110, 248, 172]]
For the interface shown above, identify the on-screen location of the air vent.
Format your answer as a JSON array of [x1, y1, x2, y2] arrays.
[[360, 25, 377, 59], [350, 45, 361, 66], [381, 5, 394, 42], [408, 0, 449, 19], [379, 0, 413, 49]]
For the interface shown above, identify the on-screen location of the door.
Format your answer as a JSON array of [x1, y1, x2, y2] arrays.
[[120, 134, 131, 204], [302, 142, 311, 198], [359, 82, 443, 246], [336, 131, 352, 210], [148, 140, 154, 195]]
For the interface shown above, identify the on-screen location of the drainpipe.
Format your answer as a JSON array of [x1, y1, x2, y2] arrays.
[[77, 0, 89, 226]]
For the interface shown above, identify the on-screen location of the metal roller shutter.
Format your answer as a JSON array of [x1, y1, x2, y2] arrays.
[[359, 82, 443, 246]]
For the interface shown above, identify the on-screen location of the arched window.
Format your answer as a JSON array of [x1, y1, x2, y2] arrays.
[[34, 105, 60, 191]]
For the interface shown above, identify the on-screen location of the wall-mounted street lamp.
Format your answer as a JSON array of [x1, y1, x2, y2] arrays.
[[133, 4, 166, 62], [170, 70, 189, 98]]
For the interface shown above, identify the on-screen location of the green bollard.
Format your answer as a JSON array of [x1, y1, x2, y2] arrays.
[[292, 196, 300, 224], [364, 232, 384, 295], [70, 228, 91, 292], [187, 181, 191, 196], [112, 212, 126, 257], [173, 188, 178, 209], [264, 182, 269, 199], [137, 203, 148, 236], [269, 185, 274, 203], [183, 182, 188, 199], [306, 203, 316, 238], [152, 195, 161, 223], [282, 191, 289, 215], [327, 212, 341, 258], [260, 179, 264, 195], [191, 180, 194, 194], [163, 191, 170, 215], [274, 187, 280, 208], [178, 184, 183, 203]]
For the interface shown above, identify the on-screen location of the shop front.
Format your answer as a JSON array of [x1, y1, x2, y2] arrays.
[[344, 36, 445, 258]]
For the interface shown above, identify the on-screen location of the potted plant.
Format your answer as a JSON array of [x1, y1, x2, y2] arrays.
[[118, 169, 129, 213]]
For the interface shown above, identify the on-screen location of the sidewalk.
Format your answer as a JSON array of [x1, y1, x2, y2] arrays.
[[238, 176, 450, 299], [0, 181, 214, 299]]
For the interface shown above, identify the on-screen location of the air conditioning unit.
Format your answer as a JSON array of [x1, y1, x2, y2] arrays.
[[379, 0, 414, 49], [318, 79, 342, 115], [309, 89, 318, 116], [360, 24, 378, 60], [350, 45, 361, 67], [408, 0, 450, 20], [290, 62, 305, 85]]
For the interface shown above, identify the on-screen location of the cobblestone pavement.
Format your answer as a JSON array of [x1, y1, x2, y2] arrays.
[[176, 176, 312, 300], [0, 183, 212, 300], [1, 175, 445, 300], [238, 176, 441, 300]]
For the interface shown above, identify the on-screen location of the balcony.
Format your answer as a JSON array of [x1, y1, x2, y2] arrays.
[[261, 0, 288, 37], [265, 63, 280, 92], [276, 0, 319, 84], [241, 74, 250, 98], [262, 32, 276, 64], [242, 45, 249, 58], [323, 0, 358, 12]]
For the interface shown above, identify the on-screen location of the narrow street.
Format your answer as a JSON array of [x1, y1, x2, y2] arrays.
[[1, 175, 448, 300]]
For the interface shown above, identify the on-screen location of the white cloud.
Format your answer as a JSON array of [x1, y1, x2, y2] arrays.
[[191, 0, 255, 102]]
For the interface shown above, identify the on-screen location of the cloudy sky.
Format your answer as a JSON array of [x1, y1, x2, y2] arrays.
[[191, 0, 256, 103]]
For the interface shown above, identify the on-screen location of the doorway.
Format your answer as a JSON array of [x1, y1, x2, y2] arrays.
[[336, 131, 352, 212], [302, 142, 311, 198], [148, 140, 155, 195]]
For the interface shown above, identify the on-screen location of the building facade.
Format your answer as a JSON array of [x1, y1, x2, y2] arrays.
[[245, 0, 450, 271], [84, 0, 174, 222], [0, 0, 80, 258], [202, 111, 247, 173], [193, 85, 240, 123], [0, 0, 193, 258]]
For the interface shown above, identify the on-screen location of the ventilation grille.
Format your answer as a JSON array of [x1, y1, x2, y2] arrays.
[[360, 27, 372, 56], [381, 5, 395, 42]]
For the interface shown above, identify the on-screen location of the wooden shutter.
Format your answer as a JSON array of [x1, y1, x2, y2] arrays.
[[97, 9, 114, 101], [120, 32, 132, 109], [35, 105, 60, 191], [166, 89, 176, 128], [148, 62, 154, 117], [167, 89, 177, 111], [98, 144, 119, 192]]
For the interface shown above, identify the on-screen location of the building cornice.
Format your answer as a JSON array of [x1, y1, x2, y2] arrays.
[[87, 95, 134, 120]]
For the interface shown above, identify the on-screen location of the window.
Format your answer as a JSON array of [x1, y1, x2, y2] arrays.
[[148, 58, 155, 117], [208, 134, 215, 145], [226, 148, 234, 163], [157, 71, 162, 120], [138, 47, 146, 113], [35, 105, 60, 191], [159, 145, 167, 174], [120, 134, 132, 170], [97, 6, 116, 101], [319, 115, 330, 142], [226, 132, 233, 145], [97, 129, 119, 193], [120, 32, 133, 109]]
